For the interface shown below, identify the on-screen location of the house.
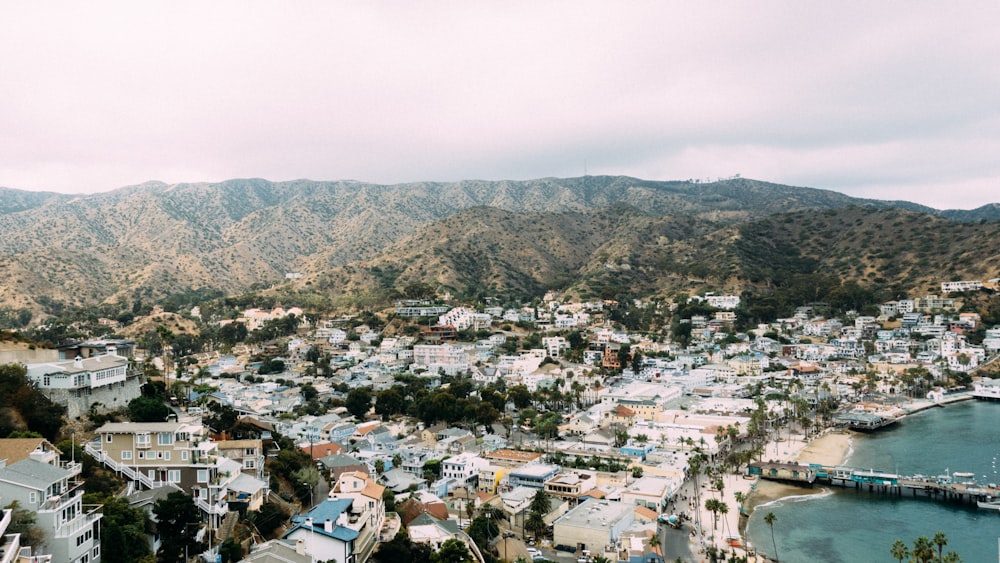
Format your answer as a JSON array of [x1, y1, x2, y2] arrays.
[[440, 452, 488, 486], [241, 539, 312, 563], [407, 513, 486, 563], [215, 439, 265, 478], [283, 499, 360, 563], [0, 502, 51, 562], [0, 449, 102, 563], [327, 471, 386, 563], [25, 350, 140, 418]]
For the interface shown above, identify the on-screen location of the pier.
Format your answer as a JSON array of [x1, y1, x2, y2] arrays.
[[748, 461, 1000, 510]]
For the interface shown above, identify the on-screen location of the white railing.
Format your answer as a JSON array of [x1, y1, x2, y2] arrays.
[[53, 507, 101, 538], [194, 497, 228, 516], [83, 442, 164, 490]]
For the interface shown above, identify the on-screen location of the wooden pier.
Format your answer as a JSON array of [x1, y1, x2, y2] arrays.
[[748, 462, 1000, 509]]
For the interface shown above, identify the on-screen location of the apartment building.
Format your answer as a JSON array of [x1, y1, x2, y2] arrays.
[[0, 443, 101, 563]]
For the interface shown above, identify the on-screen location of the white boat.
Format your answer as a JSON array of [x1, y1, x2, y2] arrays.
[[977, 497, 1000, 511]]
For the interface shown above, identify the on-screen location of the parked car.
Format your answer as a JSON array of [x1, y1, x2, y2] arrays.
[[526, 548, 542, 558], [555, 544, 577, 553]]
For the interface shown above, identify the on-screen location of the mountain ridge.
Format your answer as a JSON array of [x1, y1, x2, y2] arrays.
[[0, 176, 997, 323]]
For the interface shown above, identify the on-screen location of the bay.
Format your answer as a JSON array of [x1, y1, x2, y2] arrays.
[[745, 400, 1000, 562]]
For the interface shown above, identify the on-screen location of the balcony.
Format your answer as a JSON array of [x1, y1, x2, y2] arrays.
[[53, 505, 102, 539]]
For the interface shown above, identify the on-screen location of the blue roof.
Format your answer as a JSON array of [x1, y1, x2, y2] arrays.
[[284, 499, 360, 542]]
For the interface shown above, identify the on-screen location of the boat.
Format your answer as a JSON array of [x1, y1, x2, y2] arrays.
[[977, 497, 1000, 511]]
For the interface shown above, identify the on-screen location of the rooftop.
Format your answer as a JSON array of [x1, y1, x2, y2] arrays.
[[555, 499, 633, 529]]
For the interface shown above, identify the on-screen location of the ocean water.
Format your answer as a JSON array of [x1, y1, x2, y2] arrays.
[[745, 400, 1000, 563]]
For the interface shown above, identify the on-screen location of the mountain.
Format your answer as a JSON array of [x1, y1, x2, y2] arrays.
[[0, 176, 997, 322], [303, 204, 1000, 306]]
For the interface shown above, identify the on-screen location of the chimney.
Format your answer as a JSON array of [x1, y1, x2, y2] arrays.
[[324, 518, 333, 533], [74, 356, 83, 369], [296, 539, 306, 555], [106, 344, 117, 357]]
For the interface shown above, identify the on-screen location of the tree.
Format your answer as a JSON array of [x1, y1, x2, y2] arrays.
[[933, 531, 949, 563], [508, 385, 532, 409], [529, 489, 551, 516], [375, 388, 406, 420], [218, 537, 243, 563], [912, 536, 935, 563], [430, 537, 474, 563], [763, 511, 778, 563], [346, 387, 373, 419], [890, 539, 909, 563], [153, 491, 205, 563], [5, 500, 44, 548], [128, 396, 170, 422], [101, 497, 152, 563]]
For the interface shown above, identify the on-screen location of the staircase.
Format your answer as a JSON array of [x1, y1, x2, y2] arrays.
[[215, 511, 239, 542]]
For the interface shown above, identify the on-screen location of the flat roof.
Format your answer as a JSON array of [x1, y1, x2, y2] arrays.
[[484, 449, 542, 462], [556, 499, 632, 529]]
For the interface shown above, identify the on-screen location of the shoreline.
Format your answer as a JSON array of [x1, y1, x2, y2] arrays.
[[682, 396, 974, 561]]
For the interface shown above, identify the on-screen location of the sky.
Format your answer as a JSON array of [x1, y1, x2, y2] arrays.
[[2, 2, 999, 210]]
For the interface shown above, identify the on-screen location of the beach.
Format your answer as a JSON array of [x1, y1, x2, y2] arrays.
[[682, 429, 852, 562]]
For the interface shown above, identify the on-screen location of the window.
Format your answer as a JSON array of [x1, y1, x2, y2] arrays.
[[29, 492, 37, 504], [135, 433, 150, 448], [182, 451, 189, 461], [197, 470, 209, 483], [168, 470, 181, 483], [121, 451, 132, 460], [163, 451, 170, 461], [104, 434, 112, 443], [158, 433, 174, 445]]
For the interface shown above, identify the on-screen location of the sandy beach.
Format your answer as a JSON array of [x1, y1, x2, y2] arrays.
[[682, 430, 852, 562]]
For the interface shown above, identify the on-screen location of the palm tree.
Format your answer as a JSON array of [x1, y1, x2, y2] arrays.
[[912, 536, 935, 563], [942, 551, 962, 563], [890, 539, 909, 563], [933, 531, 948, 562], [705, 498, 721, 537], [764, 511, 778, 562]]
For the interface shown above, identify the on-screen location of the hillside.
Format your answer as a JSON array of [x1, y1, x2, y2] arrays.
[[0, 176, 998, 321], [289, 205, 1000, 307]]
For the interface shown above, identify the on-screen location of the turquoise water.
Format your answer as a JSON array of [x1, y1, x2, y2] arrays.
[[745, 400, 1000, 562]]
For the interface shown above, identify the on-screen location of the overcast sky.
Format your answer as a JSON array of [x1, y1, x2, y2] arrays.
[[2, 2, 998, 209]]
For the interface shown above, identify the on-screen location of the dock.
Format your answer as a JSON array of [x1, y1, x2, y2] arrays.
[[748, 461, 1000, 510]]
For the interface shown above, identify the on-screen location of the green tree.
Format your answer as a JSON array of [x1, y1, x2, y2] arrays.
[[375, 387, 406, 420], [101, 497, 152, 563], [430, 537, 474, 563], [346, 387, 373, 419], [218, 537, 243, 563], [933, 531, 948, 563], [508, 385, 532, 409], [153, 491, 205, 563], [912, 536, 935, 563], [5, 500, 44, 548], [763, 511, 778, 563], [890, 539, 909, 563], [128, 396, 171, 422]]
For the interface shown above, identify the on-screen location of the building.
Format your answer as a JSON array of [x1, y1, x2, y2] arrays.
[[0, 443, 101, 563], [552, 499, 634, 553], [619, 476, 677, 512], [283, 499, 359, 563], [507, 464, 561, 490], [327, 471, 386, 563], [25, 351, 141, 418], [441, 452, 488, 486], [544, 471, 598, 506]]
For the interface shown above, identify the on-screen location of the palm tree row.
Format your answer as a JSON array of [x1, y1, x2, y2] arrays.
[[891, 531, 961, 563]]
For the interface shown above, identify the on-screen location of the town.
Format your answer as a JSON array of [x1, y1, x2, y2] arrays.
[[1, 279, 999, 563]]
